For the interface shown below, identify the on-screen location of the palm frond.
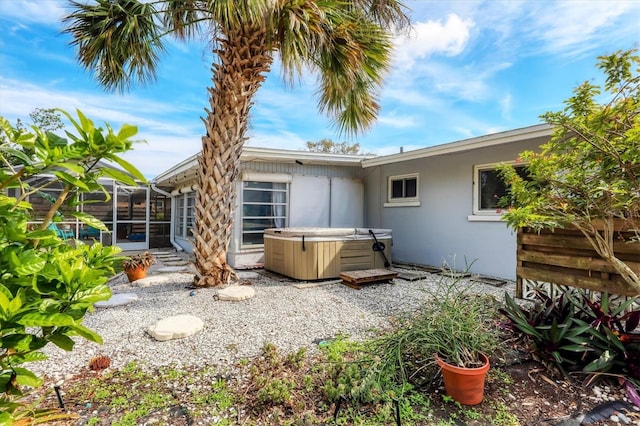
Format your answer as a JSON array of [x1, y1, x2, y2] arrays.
[[350, 0, 411, 30], [268, 0, 325, 84], [161, 0, 207, 40], [206, 0, 272, 31], [315, 6, 393, 135], [63, 0, 166, 92]]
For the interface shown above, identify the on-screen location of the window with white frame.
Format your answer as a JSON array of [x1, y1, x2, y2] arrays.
[[175, 196, 185, 237], [174, 192, 195, 238], [242, 181, 288, 246], [473, 163, 528, 215], [386, 173, 419, 206], [186, 194, 195, 237]]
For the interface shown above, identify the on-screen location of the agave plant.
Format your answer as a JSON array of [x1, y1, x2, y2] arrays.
[[122, 251, 156, 272]]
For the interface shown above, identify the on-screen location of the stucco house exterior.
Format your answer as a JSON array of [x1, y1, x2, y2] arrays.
[[151, 147, 374, 267], [362, 123, 552, 280], [152, 123, 553, 279]]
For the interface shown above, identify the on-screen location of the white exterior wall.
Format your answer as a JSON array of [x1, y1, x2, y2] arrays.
[[227, 162, 365, 267], [364, 138, 546, 280]]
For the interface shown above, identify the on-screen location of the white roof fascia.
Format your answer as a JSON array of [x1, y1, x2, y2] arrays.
[[241, 146, 374, 165], [151, 147, 374, 185], [361, 123, 553, 168], [151, 153, 200, 184]]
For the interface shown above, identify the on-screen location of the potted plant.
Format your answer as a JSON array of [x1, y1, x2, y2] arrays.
[[426, 271, 500, 405], [374, 268, 500, 405], [122, 251, 156, 282]]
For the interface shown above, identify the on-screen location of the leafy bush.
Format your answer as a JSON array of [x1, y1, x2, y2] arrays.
[[498, 48, 640, 294], [0, 109, 146, 423], [501, 287, 640, 387]]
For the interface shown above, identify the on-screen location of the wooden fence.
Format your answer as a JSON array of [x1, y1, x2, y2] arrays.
[[516, 225, 640, 298]]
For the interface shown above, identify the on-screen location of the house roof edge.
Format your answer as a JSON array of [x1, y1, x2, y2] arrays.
[[151, 146, 375, 185], [362, 123, 553, 168]]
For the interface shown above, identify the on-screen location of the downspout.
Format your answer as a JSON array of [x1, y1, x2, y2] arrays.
[[150, 183, 184, 252], [328, 178, 332, 227]]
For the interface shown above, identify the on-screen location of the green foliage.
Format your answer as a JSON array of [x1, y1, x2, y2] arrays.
[[67, 363, 238, 424], [121, 251, 156, 272], [501, 287, 640, 386], [256, 378, 294, 405], [0, 389, 78, 425], [305, 139, 369, 155], [0, 109, 146, 423], [28, 108, 65, 134], [498, 48, 640, 294], [501, 289, 594, 376], [373, 272, 500, 392]]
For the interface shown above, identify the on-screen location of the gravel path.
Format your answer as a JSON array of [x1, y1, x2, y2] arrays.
[[32, 251, 516, 383]]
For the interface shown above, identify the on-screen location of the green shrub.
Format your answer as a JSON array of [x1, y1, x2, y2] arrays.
[[0, 109, 146, 423], [501, 287, 640, 386]]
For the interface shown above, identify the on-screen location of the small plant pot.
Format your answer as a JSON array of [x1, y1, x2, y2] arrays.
[[435, 353, 490, 405], [125, 266, 147, 282]]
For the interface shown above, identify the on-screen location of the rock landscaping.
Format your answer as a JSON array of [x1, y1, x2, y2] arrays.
[[26, 250, 639, 425]]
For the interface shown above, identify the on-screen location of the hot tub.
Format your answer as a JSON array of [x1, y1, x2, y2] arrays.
[[264, 227, 392, 280]]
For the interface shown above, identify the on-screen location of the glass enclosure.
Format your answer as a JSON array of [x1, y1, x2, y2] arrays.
[[19, 176, 171, 249]]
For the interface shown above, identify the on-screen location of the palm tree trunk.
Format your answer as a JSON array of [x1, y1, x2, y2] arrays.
[[193, 24, 272, 287]]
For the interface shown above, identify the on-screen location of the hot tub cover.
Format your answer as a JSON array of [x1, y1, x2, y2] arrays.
[[264, 227, 392, 240]]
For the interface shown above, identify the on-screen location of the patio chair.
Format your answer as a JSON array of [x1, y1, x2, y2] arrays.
[[79, 225, 100, 240], [48, 222, 75, 239]]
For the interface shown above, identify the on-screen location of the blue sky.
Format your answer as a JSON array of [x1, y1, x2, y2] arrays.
[[1, 1, 638, 178]]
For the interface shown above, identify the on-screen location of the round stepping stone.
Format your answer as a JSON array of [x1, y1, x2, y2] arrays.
[[134, 273, 194, 287], [147, 314, 204, 341], [217, 286, 256, 301], [157, 266, 190, 273], [95, 292, 139, 308]]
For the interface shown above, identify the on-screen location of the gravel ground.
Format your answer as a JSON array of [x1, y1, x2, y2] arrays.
[[31, 250, 516, 384]]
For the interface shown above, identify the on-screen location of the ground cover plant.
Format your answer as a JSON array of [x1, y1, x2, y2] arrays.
[[0, 109, 146, 424], [32, 306, 632, 426], [501, 286, 640, 396], [28, 272, 640, 426]]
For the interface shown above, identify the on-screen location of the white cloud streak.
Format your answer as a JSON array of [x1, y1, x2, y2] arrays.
[[522, 1, 639, 57], [393, 14, 474, 70], [0, 0, 66, 25]]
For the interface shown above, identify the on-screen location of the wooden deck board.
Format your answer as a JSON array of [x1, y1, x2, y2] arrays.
[[340, 269, 398, 289]]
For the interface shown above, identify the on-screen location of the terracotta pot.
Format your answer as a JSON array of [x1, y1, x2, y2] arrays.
[[125, 266, 147, 282], [435, 353, 490, 405]]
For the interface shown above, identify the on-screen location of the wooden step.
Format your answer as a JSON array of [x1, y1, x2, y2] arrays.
[[339, 269, 398, 289]]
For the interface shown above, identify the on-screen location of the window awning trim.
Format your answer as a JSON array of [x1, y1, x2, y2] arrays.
[[241, 171, 293, 183]]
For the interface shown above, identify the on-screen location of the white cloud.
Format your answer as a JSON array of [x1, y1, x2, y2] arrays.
[[0, 77, 204, 177], [393, 14, 474, 70], [507, 1, 638, 58], [500, 93, 512, 121], [378, 114, 418, 129], [0, 78, 199, 132], [451, 126, 475, 140], [0, 0, 65, 25], [383, 58, 512, 112], [382, 87, 443, 109]]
